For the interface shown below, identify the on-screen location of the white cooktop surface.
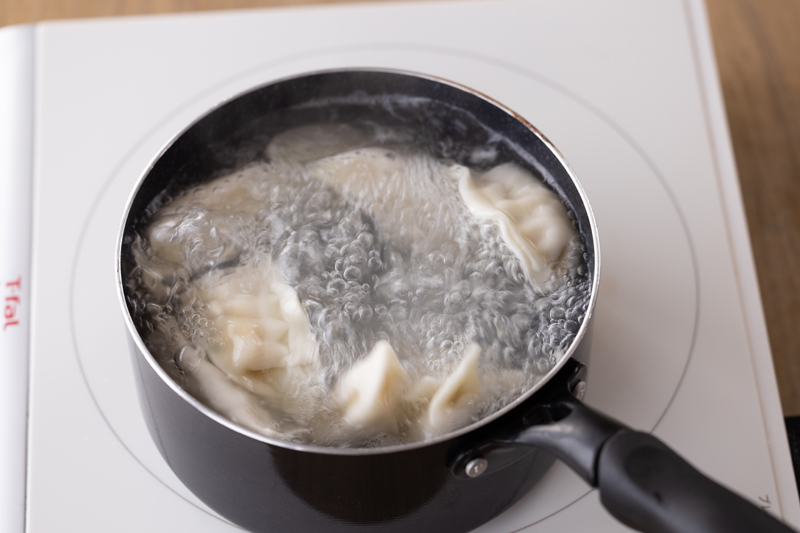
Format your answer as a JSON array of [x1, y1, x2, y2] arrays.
[[24, 0, 800, 531]]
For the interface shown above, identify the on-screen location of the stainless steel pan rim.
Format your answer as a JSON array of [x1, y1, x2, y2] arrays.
[[115, 66, 601, 457]]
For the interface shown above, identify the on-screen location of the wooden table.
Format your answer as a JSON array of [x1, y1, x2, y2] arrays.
[[3, 0, 800, 415]]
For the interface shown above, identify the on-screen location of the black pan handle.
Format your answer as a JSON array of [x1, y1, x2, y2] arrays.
[[597, 429, 793, 532], [448, 360, 795, 533]]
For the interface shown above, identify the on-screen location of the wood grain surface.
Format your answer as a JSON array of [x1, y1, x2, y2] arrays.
[[704, 0, 800, 417], [2, 0, 800, 415]]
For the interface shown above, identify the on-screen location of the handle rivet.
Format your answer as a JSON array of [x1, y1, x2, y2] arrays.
[[466, 458, 488, 478], [571, 380, 587, 400]]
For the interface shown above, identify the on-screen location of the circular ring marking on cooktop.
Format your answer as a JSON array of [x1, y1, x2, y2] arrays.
[[71, 44, 698, 530]]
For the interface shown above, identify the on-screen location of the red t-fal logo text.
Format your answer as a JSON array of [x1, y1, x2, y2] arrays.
[[4, 277, 21, 331]]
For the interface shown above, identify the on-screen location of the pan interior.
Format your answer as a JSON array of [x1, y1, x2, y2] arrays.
[[120, 70, 598, 451]]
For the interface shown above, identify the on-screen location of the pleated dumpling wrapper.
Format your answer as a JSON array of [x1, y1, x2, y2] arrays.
[[424, 342, 483, 436], [334, 340, 411, 434], [197, 260, 319, 408], [452, 163, 576, 286], [174, 343, 280, 437]]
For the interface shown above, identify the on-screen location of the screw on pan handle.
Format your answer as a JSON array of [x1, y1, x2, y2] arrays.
[[464, 458, 488, 478]]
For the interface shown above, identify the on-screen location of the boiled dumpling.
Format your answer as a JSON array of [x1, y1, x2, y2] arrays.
[[425, 343, 482, 434], [176, 345, 280, 437], [267, 124, 372, 165], [334, 340, 410, 433], [307, 147, 410, 244], [198, 260, 318, 400], [452, 163, 576, 285], [308, 147, 404, 193], [308, 147, 461, 252], [144, 165, 271, 268]]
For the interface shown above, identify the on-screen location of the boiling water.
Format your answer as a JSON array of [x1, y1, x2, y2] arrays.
[[125, 123, 591, 447]]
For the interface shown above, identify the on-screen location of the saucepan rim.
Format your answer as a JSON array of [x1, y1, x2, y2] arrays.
[[115, 66, 601, 456]]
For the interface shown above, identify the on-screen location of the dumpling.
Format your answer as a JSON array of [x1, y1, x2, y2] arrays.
[[198, 260, 318, 400], [452, 163, 576, 285], [267, 124, 372, 165], [144, 165, 271, 268], [176, 345, 280, 437], [307, 147, 461, 252], [425, 343, 482, 434], [334, 340, 410, 433]]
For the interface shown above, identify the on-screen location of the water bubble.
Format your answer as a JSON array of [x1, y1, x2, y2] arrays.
[[355, 305, 373, 322], [343, 266, 362, 281], [327, 278, 346, 294], [347, 253, 366, 266], [357, 232, 374, 248], [536, 357, 552, 373], [307, 285, 325, 300]]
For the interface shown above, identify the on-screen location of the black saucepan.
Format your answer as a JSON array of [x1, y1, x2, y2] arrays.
[[116, 69, 794, 533]]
